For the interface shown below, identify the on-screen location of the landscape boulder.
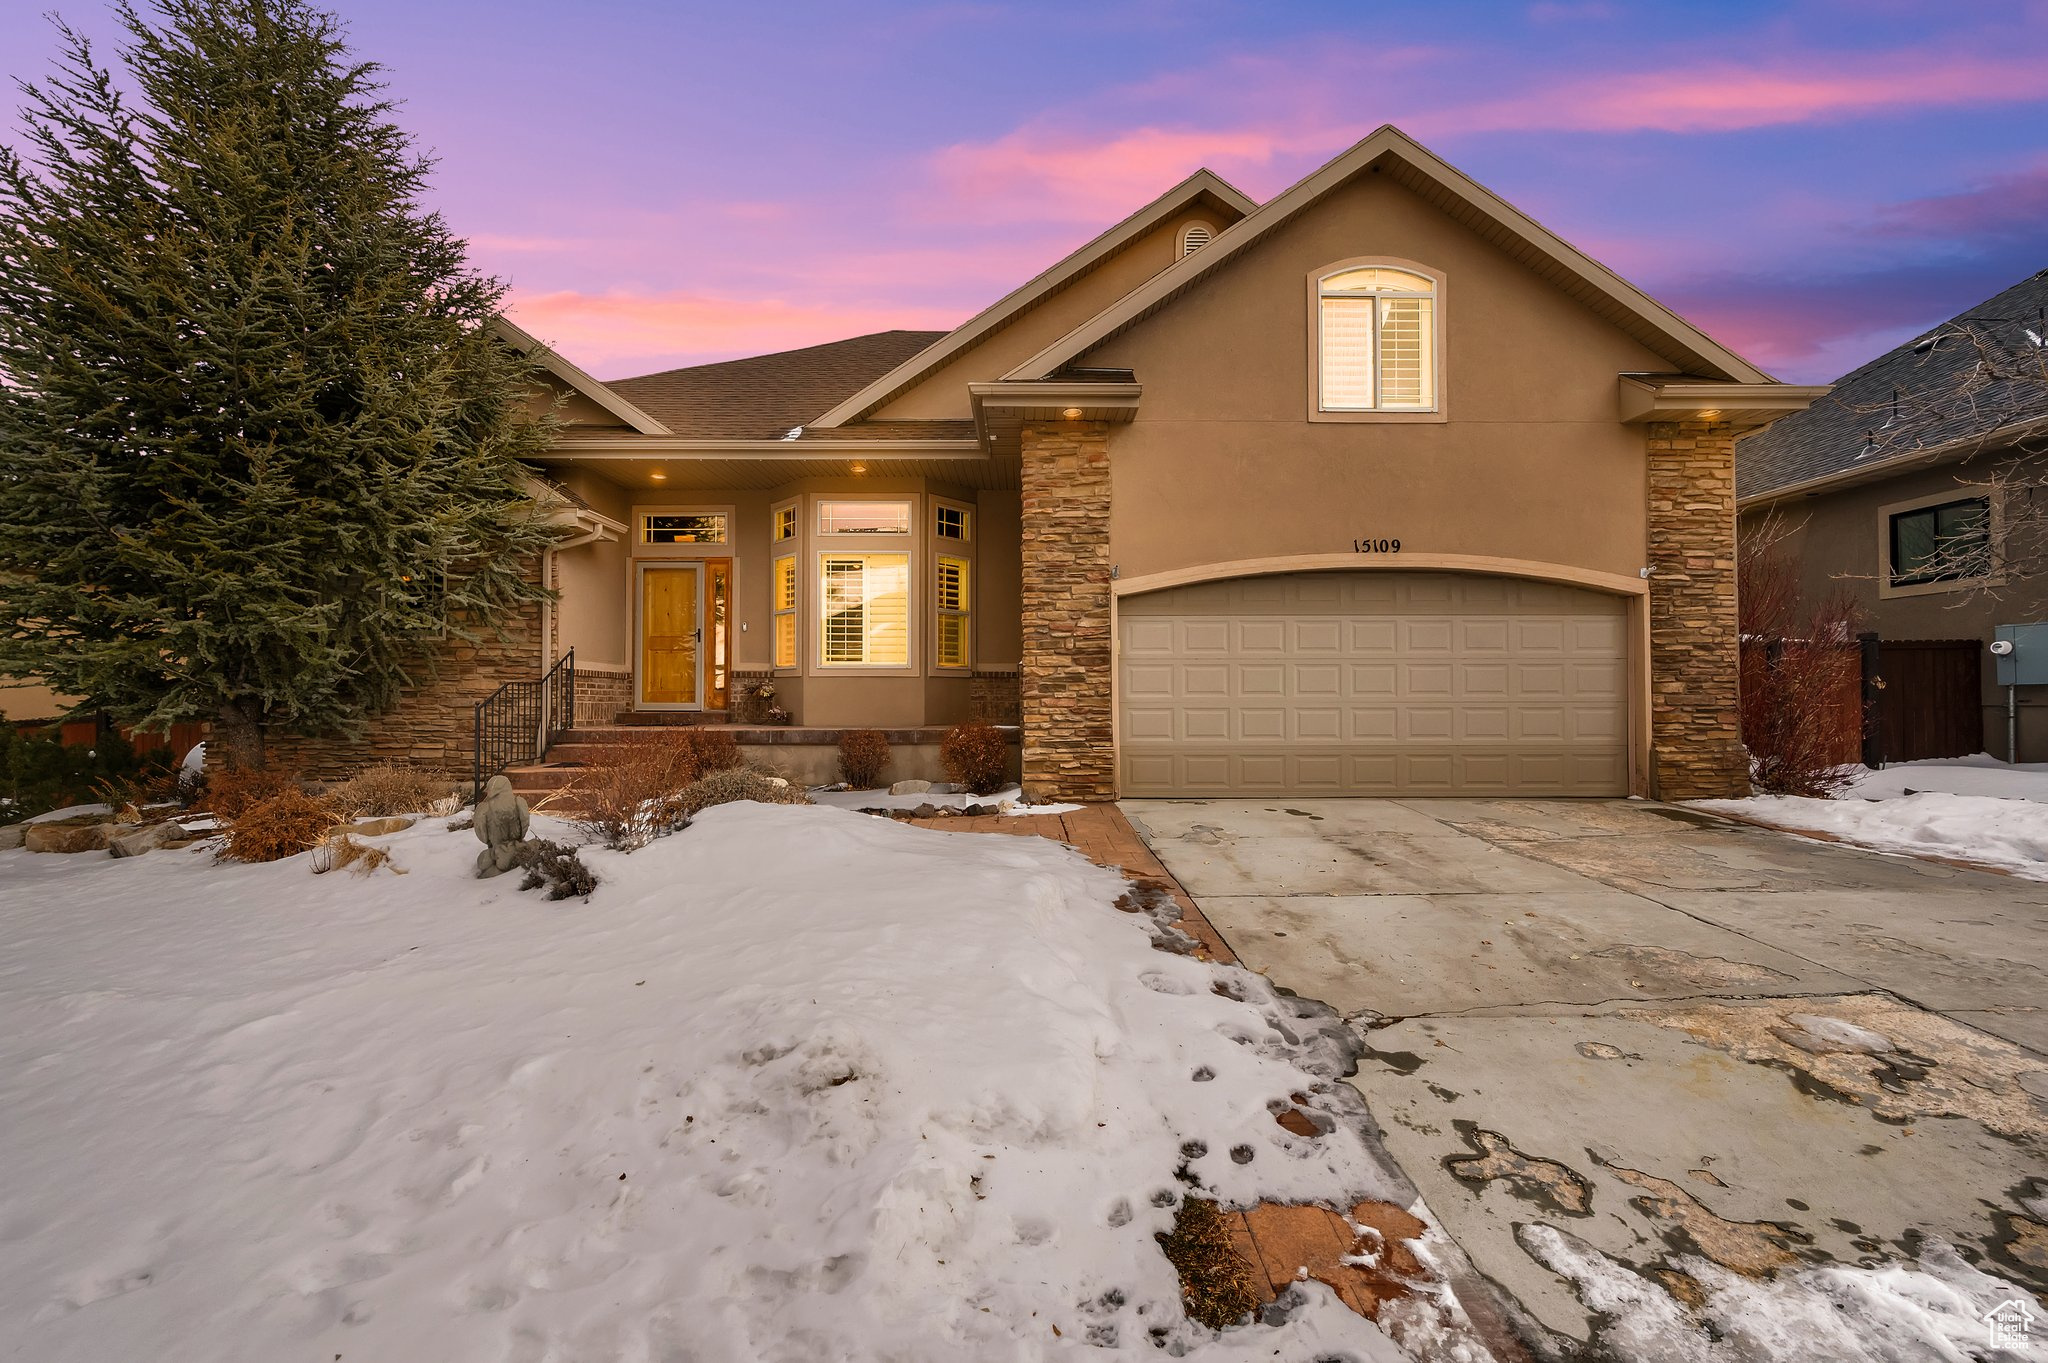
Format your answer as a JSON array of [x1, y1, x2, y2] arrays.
[[26, 820, 112, 854], [0, 825, 25, 851], [889, 778, 932, 796], [109, 822, 184, 859]]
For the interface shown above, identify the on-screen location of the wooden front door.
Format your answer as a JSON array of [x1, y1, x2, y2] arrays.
[[640, 565, 701, 706]]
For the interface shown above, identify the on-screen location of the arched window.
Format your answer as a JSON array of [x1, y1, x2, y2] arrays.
[[1179, 222, 1214, 258], [1315, 263, 1438, 412]]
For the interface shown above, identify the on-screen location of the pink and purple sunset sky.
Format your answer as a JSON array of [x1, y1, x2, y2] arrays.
[[5, 0, 2046, 386]]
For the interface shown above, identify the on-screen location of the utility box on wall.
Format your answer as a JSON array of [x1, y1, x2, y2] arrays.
[[1992, 623, 2048, 687]]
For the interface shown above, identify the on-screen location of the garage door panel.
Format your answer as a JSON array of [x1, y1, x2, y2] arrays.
[[1119, 571, 1628, 797]]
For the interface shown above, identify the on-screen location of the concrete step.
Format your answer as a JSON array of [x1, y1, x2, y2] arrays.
[[612, 710, 731, 727], [501, 764, 585, 792]]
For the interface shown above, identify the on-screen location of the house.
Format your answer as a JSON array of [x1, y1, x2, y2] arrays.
[[264, 125, 1824, 799], [1736, 270, 2048, 763]]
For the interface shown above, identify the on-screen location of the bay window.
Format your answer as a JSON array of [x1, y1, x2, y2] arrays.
[[936, 555, 970, 668]]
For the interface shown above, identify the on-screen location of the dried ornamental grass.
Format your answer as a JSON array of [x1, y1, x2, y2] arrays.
[[218, 789, 338, 864], [677, 767, 812, 817], [940, 723, 1009, 795], [326, 764, 457, 817], [1156, 1197, 1263, 1330], [836, 729, 890, 788], [309, 832, 405, 876], [199, 765, 300, 821]]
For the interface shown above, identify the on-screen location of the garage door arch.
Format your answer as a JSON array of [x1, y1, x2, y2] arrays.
[[1115, 563, 1638, 797]]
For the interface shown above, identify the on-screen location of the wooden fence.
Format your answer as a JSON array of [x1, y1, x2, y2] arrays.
[[1874, 640, 1983, 762]]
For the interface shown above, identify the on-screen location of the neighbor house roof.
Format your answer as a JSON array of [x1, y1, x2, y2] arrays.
[[1737, 269, 2048, 504], [602, 330, 948, 440], [1004, 125, 1776, 387]]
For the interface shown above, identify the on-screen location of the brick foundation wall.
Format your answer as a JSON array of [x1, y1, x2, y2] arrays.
[[267, 558, 546, 781], [970, 669, 1021, 724], [1020, 422, 1116, 801], [730, 670, 776, 723], [1647, 420, 1749, 799], [574, 666, 632, 726]]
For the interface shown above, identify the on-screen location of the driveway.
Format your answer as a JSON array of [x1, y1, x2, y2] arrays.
[[1120, 796, 2048, 1351]]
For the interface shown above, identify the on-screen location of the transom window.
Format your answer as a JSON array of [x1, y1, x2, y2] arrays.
[[773, 505, 797, 541], [1316, 265, 1438, 412], [1889, 496, 1990, 586], [821, 554, 909, 666], [642, 512, 727, 545], [936, 505, 969, 540], [818, 500, 910, 535]]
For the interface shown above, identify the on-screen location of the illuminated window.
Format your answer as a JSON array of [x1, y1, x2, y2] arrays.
[[1316, 265, 1437, 412], [642, 512, 727, 545], [935, 504, 969, 540], [773, 555, 797, 668], [773, 505, 797, 541], [818, 500, 910, 535], [936, 556, 970, 668], [820, 554, 909, 666]]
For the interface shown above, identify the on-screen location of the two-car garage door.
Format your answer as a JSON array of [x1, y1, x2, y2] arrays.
[[1118, 572, 1628, 797]]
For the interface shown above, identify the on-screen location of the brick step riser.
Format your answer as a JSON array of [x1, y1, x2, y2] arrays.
[[611, 711, 731, 727]]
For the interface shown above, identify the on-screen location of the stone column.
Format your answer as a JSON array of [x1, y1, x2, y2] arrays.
[[1019, 421, 1116, 801], [1646, 419, 1749, 799]]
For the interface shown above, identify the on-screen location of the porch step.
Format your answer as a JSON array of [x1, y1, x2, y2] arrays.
[[611, 710, 731, 727]]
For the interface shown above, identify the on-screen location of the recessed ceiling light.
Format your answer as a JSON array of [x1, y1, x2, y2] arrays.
[[650, 470, 667, 482], [1060, 407, 1083, 420], [850, 461, 867, 475]]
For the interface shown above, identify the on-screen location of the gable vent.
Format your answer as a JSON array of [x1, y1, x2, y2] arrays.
[[1180, 224, 1213, 257]]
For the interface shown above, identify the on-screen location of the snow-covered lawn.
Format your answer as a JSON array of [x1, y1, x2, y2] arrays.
[[1698, 756, 2048, 879], [0, 803, 1430, 1362], [806, 782, 1083, 816]]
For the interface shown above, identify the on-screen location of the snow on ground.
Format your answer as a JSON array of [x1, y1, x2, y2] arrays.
[[0, 803, 1423, 1362], [1842, 753, 2048, 803], [1698, 757, 2048, 879], [807, 782, 1084, 816], [1524, 1226, 2047, 1362]]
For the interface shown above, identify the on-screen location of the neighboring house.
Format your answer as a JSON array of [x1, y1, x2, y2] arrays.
[[1737, 270, 2048, 763], [268, 126, 1827, 798]]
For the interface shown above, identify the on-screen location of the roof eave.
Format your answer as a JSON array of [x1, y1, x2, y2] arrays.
[[1004, 125, 1776, 387], [810, 169, 1256, 429], [490, 315, 675, 436], [1619, 375, 1831, 434]]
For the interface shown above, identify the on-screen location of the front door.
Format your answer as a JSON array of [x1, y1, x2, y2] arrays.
[[640, 564, 701, 707]]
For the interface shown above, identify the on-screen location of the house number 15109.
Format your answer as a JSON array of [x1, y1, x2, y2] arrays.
[[1353, 538, 1401, 553]]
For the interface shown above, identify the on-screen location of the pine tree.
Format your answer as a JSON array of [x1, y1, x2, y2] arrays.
[[0, 0, 555, 768]]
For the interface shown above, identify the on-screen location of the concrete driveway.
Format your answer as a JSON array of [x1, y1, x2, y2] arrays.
[[1121, 796, 2048, 1352]]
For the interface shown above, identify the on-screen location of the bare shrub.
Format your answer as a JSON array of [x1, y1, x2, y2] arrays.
[[687, 728, 743, 777], [1740, 525, 1863, 798], [198, 764, 299, 820], [941, 723, 1009, 795], [218, 789, 338, 863], [511, 839, 599, 901], [326, 765, 456, 818], [678, 767, 812, 818], [837, 729, 890, 788], [573, 733, 699, 851]]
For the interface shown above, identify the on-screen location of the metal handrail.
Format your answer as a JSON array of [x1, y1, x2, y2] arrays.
[[473, 648, 576, 800]]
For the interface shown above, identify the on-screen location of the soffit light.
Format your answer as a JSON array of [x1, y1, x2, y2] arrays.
[[650, 470, 667, 482], [1060, 406, 1083, 420]]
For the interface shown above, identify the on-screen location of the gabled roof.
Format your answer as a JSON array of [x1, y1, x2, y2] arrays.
[[607, 331, 947, 440], [1003, 125, 1774, 386], [489, 315, 672, 435], [811, 169, 1257, 426], [1737, 269, 2048, 503]]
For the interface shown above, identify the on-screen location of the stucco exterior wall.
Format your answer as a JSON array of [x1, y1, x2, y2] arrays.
[[1081, 173, 1668, 587], [873, 209, 1225, 422], [1742, 454, 2048, 759]]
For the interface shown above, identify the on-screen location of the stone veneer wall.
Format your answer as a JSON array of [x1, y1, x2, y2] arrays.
[[1646, 419, 1749, 799], [1019, 422, 1116, 800], [267, 557, 546, 780], [574, 667, 632, 727], [970, 669, 1022, 724]]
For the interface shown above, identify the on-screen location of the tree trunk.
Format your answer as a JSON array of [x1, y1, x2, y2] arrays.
[[214, 698, 267, 771]]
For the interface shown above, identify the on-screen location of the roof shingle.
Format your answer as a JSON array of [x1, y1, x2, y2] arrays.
[[600, 331, 947, 440]]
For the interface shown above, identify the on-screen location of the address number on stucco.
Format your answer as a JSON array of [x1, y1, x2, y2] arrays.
[[1353, 538, 1402, 553]]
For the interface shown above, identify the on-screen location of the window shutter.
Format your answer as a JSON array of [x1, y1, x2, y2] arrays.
[[1320, 296, 1375, 409], [1376, 297, 1434, 408]]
